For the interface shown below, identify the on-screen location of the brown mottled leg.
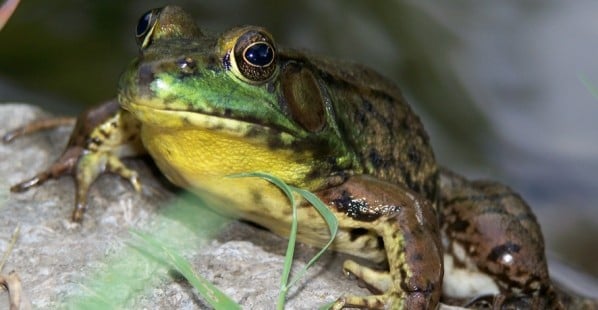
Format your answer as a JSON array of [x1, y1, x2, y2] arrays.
[[439, 168, 564, 309], [319, 175, 443, 309]]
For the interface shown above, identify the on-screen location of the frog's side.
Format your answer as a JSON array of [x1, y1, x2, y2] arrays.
[[4, 6, 596, 309]]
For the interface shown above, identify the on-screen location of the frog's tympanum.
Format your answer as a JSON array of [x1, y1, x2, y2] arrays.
[[5, 6, 597, 309]]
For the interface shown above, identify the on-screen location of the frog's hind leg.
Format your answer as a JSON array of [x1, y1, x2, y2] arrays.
[[318, 175, 443, 309], [438, 168, 563, 309]]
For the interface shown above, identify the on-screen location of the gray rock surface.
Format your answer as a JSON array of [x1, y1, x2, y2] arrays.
[[0, 103, 375, 309]]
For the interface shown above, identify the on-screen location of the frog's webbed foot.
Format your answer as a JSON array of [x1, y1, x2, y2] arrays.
[[319, 175, 444, 309], [70, 150, 141, 221], [6, 100, 144, 222], [332, 259, 440, 309], [331, 261, 393, 309]]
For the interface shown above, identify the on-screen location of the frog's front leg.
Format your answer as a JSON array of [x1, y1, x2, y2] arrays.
[[439, 168, 563, 309], [318, 175, 443, 309], [4, 100, 145, 221]]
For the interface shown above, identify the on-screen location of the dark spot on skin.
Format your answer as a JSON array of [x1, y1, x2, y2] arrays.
[[488, 242, 521, 262], [160, 95, 177, 107], [251, 190, 262, 205], [423, 172, 439, 202], [356, 109, 367, 125], [304, 168, 323, 182], [449, 218, 469, 233], [363, 98, 374, 112], [398, 163, 416, 192], [110, 121, 117, 128], [223, 108, 232, 117], [410, 252, 424, 262], [332, 190, 352, 208], [332, 190, 382, 222], [266, 135, 285, 149], [349, 228, 369, 241], [99, 129, 110, 139], [399, 118, 410, 132], [90, 137, 102, 146], [407, 145, 421, 167], [182, 116, 191, 125], [368, 149, 385, 169], [127, 134, 137, 142]]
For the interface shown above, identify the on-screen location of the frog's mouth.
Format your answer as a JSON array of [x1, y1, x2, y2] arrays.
[[123, 98, 299, 147]]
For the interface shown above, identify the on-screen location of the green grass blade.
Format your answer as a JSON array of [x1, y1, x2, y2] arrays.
[[287, 187, 338, 288], [228, 172, 340, 307], [227, 172, 297, 310], [129, 230, 241, 310]]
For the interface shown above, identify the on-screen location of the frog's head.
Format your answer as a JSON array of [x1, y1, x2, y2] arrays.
[[118, 6, 357, 188]]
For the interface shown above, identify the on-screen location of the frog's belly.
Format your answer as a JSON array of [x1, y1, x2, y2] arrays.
[[140, 124, 387, 263]]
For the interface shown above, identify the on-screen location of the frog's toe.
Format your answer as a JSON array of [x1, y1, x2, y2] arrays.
[[338, 259, 438, 309], [10, 146, 82, 192], [106, 155, 141, 192], [332, 294, 387, 309], [342, 259, 391, 293], [2, 117, 76, 143]]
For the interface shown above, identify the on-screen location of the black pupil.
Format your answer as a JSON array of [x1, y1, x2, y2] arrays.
[[136, 11, 152, 37], [244, 43, 273, 67]]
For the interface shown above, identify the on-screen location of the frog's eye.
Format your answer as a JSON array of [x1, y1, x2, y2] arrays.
[[231, 30, 277, 83], [136, 8, 160, 49], [244, 42, 274, 67]]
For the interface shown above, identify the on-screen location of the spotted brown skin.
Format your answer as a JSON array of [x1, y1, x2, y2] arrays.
[[4, 5, 598, 309]]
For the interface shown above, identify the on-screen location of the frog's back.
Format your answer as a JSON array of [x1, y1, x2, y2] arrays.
[[287, 51, 438, 200]]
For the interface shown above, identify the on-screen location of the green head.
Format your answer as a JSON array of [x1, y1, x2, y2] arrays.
[[117, 6, 358, 188]]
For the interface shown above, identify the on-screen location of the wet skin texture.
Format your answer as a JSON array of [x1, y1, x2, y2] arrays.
[[5, 5, 598, 309]]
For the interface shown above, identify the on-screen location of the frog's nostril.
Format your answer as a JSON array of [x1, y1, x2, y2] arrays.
[[138, 64, 155, 86]]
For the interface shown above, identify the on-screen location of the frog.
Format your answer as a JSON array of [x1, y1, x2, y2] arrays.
[[4, 5, 597, 309]]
